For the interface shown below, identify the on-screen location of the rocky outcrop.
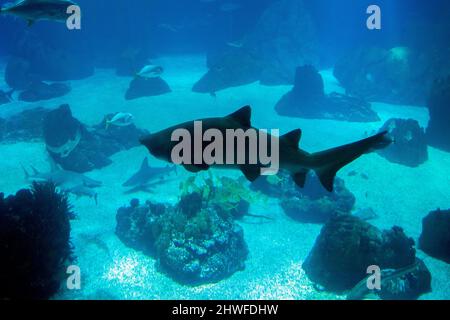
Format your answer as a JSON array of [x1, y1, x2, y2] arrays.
[[18, 81, 71, 102], [303, 214, 416, 292], [426, 77, 450, 152], [43, 105, 148, 173], [334, 46, 450, 105], [377, 118, 428, 167], [419, 209, 450, 263], [125, 77, 171, 100], [251, 171, 355, 224], [192, 0, 318, 93], [275, 66, 380, 122]]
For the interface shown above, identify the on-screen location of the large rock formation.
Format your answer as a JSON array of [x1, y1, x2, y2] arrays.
[[303, 214, 416, 292], [334, 46, 450, 105], [377, 118, 428, 167], [426, 77, 450, 152], [251, 171, 356, 224], [275, 66, 380, 122], [193, 0, 318, 93], [419, 209, 450, 263], [18, 81, 71, 102], [125, 77, 171, 100]]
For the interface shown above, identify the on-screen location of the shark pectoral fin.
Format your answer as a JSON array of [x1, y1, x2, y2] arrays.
[[293, 171, 308, 188], [183, 164, 209, 173], [240, 165, 260, 182], [226, 106, 252, 127]]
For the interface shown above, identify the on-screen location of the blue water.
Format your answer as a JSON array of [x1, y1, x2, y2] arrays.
[[0, 0, 449, 300]]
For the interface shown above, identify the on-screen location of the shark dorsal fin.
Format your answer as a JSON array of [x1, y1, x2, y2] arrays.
[[281, 129, 302, 148], [140, 157, 150, 170], [30, 165, 40, 175], [226, 106, 252, 127]]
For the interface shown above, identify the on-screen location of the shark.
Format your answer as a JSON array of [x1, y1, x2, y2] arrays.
[[22, 162, 102, 202], [0, 0, 77, 26], [122, 157, 177, 192], [140, 106, 392, 192]]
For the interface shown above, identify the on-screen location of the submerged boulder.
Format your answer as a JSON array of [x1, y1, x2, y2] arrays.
[[275, 66, 379, 122], [419, 209, 450, 263], [334, 46, 450, 105], [377, 118, 428, 167], [4, 57, 34, 90], [43, 104, 147, 173], [426, 77, 450, 152], [252, 171, 355, 224], [303, 214, 416, 292], [192, 0, 318, 93], [19, 81, 71, 102], [125, 77, 171, 100]]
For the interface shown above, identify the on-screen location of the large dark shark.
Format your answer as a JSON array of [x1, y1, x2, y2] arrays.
[[0, 0, 77, 26], [140, 106, 392, 192]]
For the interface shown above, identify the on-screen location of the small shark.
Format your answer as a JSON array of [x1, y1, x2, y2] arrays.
[[140, 106, 392, 192], [122, 157, 177, 192], [0, 0, 77, 26], [23, 162, 102, 202]]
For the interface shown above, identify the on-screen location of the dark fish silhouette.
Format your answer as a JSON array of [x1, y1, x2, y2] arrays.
[[140, 106, 391, 192], [122, 157, 177, 191], [0, 0, 77, 26]]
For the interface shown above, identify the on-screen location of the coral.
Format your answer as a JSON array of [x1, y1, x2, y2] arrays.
[[377, 118, 428, 167], [0, 182, 74, 300], [419, 209, 450, 263], [115, 180, 250, 285], [303, 214, 416, 292], [252, 171, 355, 223]]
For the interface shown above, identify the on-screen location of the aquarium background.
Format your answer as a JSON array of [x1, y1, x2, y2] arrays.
[[0, 0, 449, 300]]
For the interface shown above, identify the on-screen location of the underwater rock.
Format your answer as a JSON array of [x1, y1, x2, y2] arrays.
[[4, 56, 34, 90], [115, 192, 249, 285], [116, 199, 166, 256], [334, 46, 450, 105], [192, 49, 262, 93], [252, 171, 355, 224], [43, 105, 148, 173], [125, 77, 171, 100], [347, 258, 432, 300], [0, 107, 49, 142], [419, 209, 450, 263], [192, 0, 318, 92], [9, 32, 94, 82], [275, 65, 380, 122], [377, 118, 428, 167], [0, 182, 74, 300], [426, 77, 450, 152], [18, 81, 71, 102], [303, 214, 416, 292]]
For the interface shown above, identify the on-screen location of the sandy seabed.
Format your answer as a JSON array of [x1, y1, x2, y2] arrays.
[[0, 56, 449, 300]]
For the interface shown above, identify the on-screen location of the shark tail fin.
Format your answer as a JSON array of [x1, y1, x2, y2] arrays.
[[309, 131, 392, 192]]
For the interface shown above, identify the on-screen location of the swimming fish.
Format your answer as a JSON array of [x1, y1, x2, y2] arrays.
[[123, 157, 177, 192], [135, 64, 164, 79], [140, 106, 392, 192], [105, 112, 134, 129], [0, 0, 78, 26]]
